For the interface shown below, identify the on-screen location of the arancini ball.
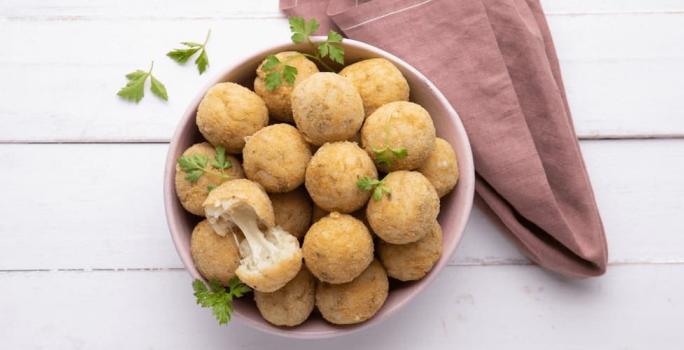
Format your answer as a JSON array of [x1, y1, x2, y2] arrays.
[[418, 137, 459, 197], [254, 266, 316, 327], [303, 212, 374, 284], [291, 72, 364, 145], [378, 221, 443, 281], [204, 179, 302, 292], [305, 141, 377, 213], [316, 260, 388, 325], [203, 179, 275, 236], [361, 101, 436, 172], [270, 187, 313, 239], [196, 82, 268, 154], [366, 171, 440, 244], [175, 142, 244, 216], [339, 58, 409, 116], [254, 51, 319, 122], [190, 220, 241, 287], [243, 124, 312, 193]]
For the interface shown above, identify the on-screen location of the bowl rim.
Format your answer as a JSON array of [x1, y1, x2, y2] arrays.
[[163, 36, 475, 339]]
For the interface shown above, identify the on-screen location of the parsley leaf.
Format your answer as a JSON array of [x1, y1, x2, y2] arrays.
[[357, 176, 381, 191], [195, 49, 209, 74], [125, 70, 148, 81], [177, 154, 208, 183], [263, 54, 280, 70], [228, 277, 252, 297], [178, 149, 232, 183], [167, 29, 211, 74], [265, 72, 282, 91], [318, 31, 344, 65], [117, 72, 147, 103], [192, 278, 251, 325], [287, 17, 345, 71], [207, 184, 218, 192], [150, 75, 168, 101], [356, 176, 391, 201], [261, 54, 299, 91], [167, 45, 201, 63], [289, 17, 319, 43], [372, 146, 408, 167], [283, 65, 298, 84], [210, 145, 232, 170], [117, 62, 167, 103]]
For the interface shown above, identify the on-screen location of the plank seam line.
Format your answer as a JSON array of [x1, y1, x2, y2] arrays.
[[1, 135, 683, 144], [2, 261, 683, 273]]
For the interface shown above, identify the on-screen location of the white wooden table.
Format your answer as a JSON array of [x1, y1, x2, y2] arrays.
[[1, 0, 683, 348]]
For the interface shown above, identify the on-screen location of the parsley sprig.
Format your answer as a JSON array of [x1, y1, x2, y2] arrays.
[[262, 54, 299, 91], [288, 17, 344, 72], [117, 61, 168, 103], [167, 29, 211, 74], [357, 176, 391, 201], [372, 146, 408, 167], [372, 110, 408, 167], [177, 145, 232, 183], [193, 277, 251, 325]]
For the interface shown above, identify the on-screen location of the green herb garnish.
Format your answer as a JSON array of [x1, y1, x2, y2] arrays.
[[372, 146, 408, 167], [317, 31, 344, 65], [167, 29, 211, 74], [357, 176, 391, 201], [117, 61, 168, 103], [371, 109, 408, 167], [288, 17, 345, 71], [192, 278, 251, 325], [262, 54, 299, 91], [177, 146, 232, 183], [210, 146, 232, 170]]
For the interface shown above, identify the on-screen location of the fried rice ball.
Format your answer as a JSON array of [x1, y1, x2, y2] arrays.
[[378, 221, 443, 281], [303, 212, 374, 284], [254, 267, 316, 327], [254, 51, 319, 122], [339, 58, 409, 116], [196, 82, 269, 153], [243, 124, 312, 193], [367, 171, 440, 244], [270, 187, 313, 239], [316, 260, 388, 325], [175, 142, 244, 216], [204, 179, 302, 292], [418, 137, 459, 197], [305, 141, 377, 213], [361, 101, 436, 172], [291, 72, 364, 145], [190, 220, 241, 286]]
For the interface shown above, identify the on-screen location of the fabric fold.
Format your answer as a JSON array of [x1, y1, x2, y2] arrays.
[[281, 0, 608, 277]]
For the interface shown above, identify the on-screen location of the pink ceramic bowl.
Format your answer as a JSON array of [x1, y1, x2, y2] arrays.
[[164, 37, 475, 339]]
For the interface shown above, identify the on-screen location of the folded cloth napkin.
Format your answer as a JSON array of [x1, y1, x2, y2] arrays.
[[281, 0, 608, 277]]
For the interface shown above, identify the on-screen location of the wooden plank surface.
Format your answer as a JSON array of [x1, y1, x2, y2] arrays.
[[1, 0, 683, 18], [1, 0, 683, 348], [1, 266, 682, 349], [1, 3, 683, 141], [0, 139, 682, 270]]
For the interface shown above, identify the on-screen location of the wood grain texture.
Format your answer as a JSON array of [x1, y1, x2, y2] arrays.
[[1, 1, 683, 347], [0, 140, 682, 270], [1, 4, 683, 141], [1, 266, 682, 349], [1, 0, 682, 19]]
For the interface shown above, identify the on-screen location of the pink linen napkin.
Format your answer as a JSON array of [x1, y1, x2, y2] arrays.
[[280, 0, 608, 277]]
